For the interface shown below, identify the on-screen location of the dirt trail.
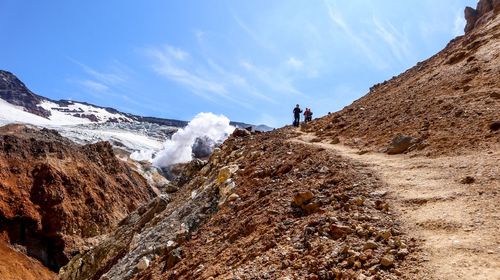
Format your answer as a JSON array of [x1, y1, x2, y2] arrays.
[[293, 133, 500, 280]]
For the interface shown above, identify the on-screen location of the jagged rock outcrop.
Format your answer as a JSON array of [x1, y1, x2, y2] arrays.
[[60, 129, 415, 280], [465, 0, 500, 33], [0, 124, 155, 272], [307, 6, 500, 156]]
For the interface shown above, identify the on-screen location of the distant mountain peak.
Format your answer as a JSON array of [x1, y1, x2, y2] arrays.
[[0, 70, 52, 117]]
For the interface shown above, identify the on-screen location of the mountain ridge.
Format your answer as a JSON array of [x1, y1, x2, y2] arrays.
[[0, 70, 272, 131]]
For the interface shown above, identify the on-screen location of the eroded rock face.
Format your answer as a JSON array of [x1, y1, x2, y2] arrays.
[[465, 0, 500, 33], [0, 124, 154, 271]]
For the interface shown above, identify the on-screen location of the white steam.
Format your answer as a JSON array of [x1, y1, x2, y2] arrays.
[[130, 150, 155, 162], [150, 112, 235, 167]]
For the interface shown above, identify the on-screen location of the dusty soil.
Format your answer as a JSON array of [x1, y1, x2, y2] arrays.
[[295, 132, 500, 279]]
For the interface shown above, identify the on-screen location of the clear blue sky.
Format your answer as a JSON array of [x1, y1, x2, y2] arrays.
[[0, 0, 476, 127]]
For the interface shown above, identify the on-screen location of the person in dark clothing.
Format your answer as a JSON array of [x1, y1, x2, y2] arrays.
[[293, 104, 302, 127]]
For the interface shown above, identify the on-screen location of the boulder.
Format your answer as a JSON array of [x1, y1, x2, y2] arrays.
[[385, 134, 416, 154], [292, 191, 314, 206], [330, 224, 353, 239], [380, 254, 395, 267], [227, 193, 240, 202], [231, 128, 251, 138], [136, 257, 150, 271], [330, 137, 340, 144], [166, 248, 183, 269], [489, 121, 500, 131], [291, 191, 320, 214], [363, 241, 379, 250], [163, 183, 179, 193], [216, 165, 239, 184], [460, 176, 475, 184]]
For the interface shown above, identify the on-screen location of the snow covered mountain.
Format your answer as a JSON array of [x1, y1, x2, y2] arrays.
[[0, 70, 271, 155]]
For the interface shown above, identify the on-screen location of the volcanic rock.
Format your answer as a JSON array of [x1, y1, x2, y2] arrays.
[[460, 176, 476, 184], [136, 257, 150, 271], [0, 124, 154, 272], [385, 134, 416, 154], [380, 254, 395, 267], [490, 121, 500, 131], [330, 224, 353, 240], [292, 191, 314, 206], [231, 128, 251, 138], [364, 241, 379, 250]]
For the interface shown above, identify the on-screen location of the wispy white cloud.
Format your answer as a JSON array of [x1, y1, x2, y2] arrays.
[[145, 44, 276, 108], [69, 58, 126, 85], [145, 46, 227, 98], [67, 58, 168, 114], [233, 15, 276, 53], [206, 59, 276, 103], [287, 56, 304, 69], [324, 1, 388, 69], [79, 79, 109, 92], [165, 45, 189, 61], [240, 60, 303, 96], [372, 16, 414, 63]]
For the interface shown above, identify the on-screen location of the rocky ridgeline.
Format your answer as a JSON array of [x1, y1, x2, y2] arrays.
[[465, 0, 500, 33], [0, 124, 155, 273], [60, 128, 417, 280]]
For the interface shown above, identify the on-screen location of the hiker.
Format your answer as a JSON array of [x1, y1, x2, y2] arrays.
[[293, 104, 302, 127], [306, 108, 313, 122], [304, 108, 313, 123]]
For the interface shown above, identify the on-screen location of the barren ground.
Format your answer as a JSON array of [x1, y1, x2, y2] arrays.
[[295, 132, 500, 280]]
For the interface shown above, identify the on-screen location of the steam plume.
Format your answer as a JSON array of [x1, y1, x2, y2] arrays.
[[148, 112, 234, 167]]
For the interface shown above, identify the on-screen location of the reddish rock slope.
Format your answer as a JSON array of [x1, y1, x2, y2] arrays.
[[0, 124, 155, 272]]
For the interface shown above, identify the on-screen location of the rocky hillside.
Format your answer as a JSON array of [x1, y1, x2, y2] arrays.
[[60, 128, 418, 280], [0, 124, 155, 275], [306, 1, 500, 156]]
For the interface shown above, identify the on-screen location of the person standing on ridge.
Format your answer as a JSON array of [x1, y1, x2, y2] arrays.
[[304, 108, 313, 123], [293, 104, 302, 127], [306, 108, 313, 122]]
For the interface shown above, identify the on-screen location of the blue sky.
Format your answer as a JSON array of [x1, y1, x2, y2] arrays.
[[0, 0, 476, 127]]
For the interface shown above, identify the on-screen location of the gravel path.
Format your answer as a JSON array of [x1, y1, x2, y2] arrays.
[[295, 133, 500, 279]]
